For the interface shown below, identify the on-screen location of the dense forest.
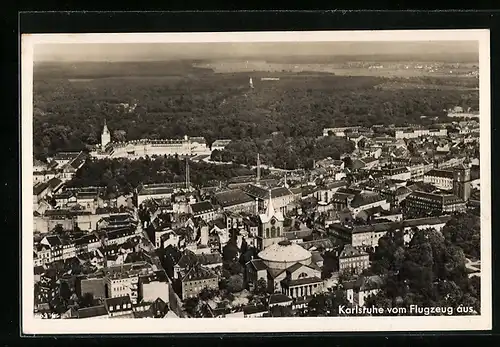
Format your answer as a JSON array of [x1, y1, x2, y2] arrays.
[[66, 156, 258, 197], [364, 214, 481, 314], [33, 62, 479, 160], [211, 134, 355, 170]]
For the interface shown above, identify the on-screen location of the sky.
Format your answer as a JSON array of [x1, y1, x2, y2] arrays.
[[34, 41, 479, 62]]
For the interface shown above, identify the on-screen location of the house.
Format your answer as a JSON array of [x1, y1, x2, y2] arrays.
[[211, 139, 232, 151], [139, 270, 170, 304], [349, 192, 390, 217], [181, 265, 219, 300], [344, 275, 384, 307], [159, 228, 181, 249], [133, 297, 169, 318], [76, 276, 106, 299], [98, 213, 136, 231], [423, 169, 455, 190], [174, 250, 223, 279], [405, 191, 466, 214], [51, 151, 82, 168], [189, 200, 217, 222], [75, 190, 103, 213], [339, 245, 370, 275], [40, 235, 63, 262], [61, 239, 77, 260], [330, 215, 452, 248], [104, 261, 155, 304], [74, 233, 101, 254], [104, 296, 134, 318], [103, 227, 137, 246], [314, 180, 348, 203], [245, 259, 268, 289], [136, 183, 179, 206], [34, 159, 49, 172], [33, 182, 51, 207], [381, 167, 411, 181], [213, 189, 256, 214]]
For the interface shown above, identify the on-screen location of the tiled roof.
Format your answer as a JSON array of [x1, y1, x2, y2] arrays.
[[138, 184, 177, 196], [190, 201, 215, 214], [214, 189, 254, 207], [53, 152, 81, 161], [77, 305, 108, 318], [350, 193, 385, 208], [33, 182, 50, 196], [248, 259, 267, 272], [182, 266, 217, 282], [105, 227, 135, 240], [425, 169, 454, 179], [104, 296, 133, 312], [45, 235, 62, 247], [242, 185, 293, 200], [268, 293, 292, 305], [340, 244, 368, 259]]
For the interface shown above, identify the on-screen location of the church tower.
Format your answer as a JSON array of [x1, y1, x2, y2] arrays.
[[453, 162, 471, 201], [257, 188, 285, 250], [101, 119, 111, 150]]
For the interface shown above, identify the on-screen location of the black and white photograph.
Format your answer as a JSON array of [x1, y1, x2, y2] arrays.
[[21, 30, 491, 333]]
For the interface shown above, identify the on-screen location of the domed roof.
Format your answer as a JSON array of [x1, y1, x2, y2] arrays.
[[258, 240, 312, 264]]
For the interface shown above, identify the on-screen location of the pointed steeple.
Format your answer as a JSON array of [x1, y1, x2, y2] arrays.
[[265, 188, 275, 218]]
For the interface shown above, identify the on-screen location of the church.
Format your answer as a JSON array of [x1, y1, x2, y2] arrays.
[[245, 190, 324, 298], [256, 189, 285, 251]]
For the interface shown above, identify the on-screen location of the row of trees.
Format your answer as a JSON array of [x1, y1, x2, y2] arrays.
[[66, 156, 256, 198], [33, 68, 478, 159], [211, 134, 355, 170]]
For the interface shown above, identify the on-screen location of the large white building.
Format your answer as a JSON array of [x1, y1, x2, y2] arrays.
[[91, 122, 211, 159], [391, 128, 447, 139]]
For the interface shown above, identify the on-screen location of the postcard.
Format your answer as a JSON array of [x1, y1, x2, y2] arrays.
[[21, 29, 491, 334]]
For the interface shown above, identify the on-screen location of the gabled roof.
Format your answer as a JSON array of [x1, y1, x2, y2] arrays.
[[44, 235, 62, 247], [33, 182, 50, 196], [247, 259, 267, 272], [190, 200, 215, 214], [339, 244, 368, 259], [104, 296, 133, 312], [182, 265, 217, 282], [350, 192, 385, 208]]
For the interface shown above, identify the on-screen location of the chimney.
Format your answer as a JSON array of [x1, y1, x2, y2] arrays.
[[185, 159, 190, 190], [256, 153, 261, 186]]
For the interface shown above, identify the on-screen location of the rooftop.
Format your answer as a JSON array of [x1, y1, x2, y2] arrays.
[[214, 189, 254, 207], [182, 265, 218, 282], [190, 201, 215, 214], [258, 241, 312, 264]]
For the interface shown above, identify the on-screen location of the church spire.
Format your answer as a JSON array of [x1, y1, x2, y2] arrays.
[[265, 188, 275, 218]]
